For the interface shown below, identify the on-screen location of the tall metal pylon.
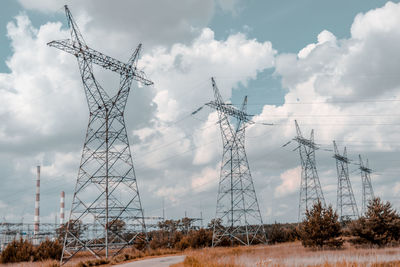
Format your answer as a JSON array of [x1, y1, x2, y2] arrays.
[[48, 6, 152, 264], [359, 155, 374, 215], [294, 120, 325, 221], [207, 77, 266, 246], [333, 141, 359, 222]]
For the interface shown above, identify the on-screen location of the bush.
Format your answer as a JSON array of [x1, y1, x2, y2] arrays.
[[298, 201, 343, 248], [187, 228, 212, 248], [175, 235, 190, 250], [267, 222, 287, 244], [132, 233, 147, 250], [0, 238, 63, 263], [0, 238, 35, 263], [34, 239, 63, 261], [349, 197, 400, 247]]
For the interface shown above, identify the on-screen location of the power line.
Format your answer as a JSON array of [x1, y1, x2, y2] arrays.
[[231, 98, 400, 106]]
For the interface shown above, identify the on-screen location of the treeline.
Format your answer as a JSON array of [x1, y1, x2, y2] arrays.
[[0, 239, 62, 263], [297, 197, 400, 248], [2, 197, 400, 263]]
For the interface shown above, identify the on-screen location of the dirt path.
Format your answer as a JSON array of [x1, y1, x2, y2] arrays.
[[115, 255, 185, 267]]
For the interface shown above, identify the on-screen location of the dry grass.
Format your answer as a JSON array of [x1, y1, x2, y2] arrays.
[[0, 248, 179, 267], [0, 259, 59, 267], [182, 242, 400, 267], [4, 243, 400, 266]]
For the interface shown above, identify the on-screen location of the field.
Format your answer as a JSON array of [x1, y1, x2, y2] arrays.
[[3, 242, 400, 266], [179, 242, 400, 267], [0, 248, 179, 267]]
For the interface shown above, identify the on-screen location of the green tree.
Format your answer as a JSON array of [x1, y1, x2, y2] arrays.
[[350, 197, 400, 246], [299, 201, 343, 248]]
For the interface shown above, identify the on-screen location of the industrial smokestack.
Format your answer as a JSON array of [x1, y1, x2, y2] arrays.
[[34, 166, 40, 238], [60, 191, 65, 225]]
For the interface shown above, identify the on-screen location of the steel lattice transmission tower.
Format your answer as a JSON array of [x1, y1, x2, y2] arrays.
[[333, 141, 359, 222], [48, 6, 153, 264], [359, 155, 374, 215], [294, 120, 326, 220], [207, 77, 266, 246]]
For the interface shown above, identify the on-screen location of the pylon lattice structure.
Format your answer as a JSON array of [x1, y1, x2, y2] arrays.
[[333, 141, 359, 222], [207, 77, 266, 246], [48, 6, 152, 264], [359, 155, 374, 215], [294, 120, 326, 221]]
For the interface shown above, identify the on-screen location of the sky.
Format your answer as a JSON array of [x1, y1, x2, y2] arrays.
[[1, 0, 400, 226]]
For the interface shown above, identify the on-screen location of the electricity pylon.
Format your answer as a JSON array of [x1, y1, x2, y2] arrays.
[[48, 6, 152, 264], [359, 155, 374, 215], [294, 120, 325, 221], [333, 141, 359, 222], [207, 77, 266, 246]]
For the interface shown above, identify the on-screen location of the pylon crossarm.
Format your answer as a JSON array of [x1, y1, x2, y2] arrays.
[[294, 136, 319, 150], [360, 166, 372, 173], [206, 101, 254, 124], [334, 153, 350, 163], [47, 40, 153, 86]]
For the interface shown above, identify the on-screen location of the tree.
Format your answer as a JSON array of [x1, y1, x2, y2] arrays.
[[207, 218, 223, 230], [109, 219, 126, 233], [57, 219, 83, 241], [299, 201, 343, 248], [268, 223, 287, 244], [179, 217, 194, 234], [349, 197, 400, 246]]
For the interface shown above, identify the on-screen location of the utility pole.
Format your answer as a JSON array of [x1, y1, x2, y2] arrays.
[[48, 6, 152, 264], [333, 141, 359, 222], [33, 166, 40, 245], [294, 120, 325, 221], [359, 155, 374, 215], [162, 198, 165, 221], [206, 77, 266, 246]]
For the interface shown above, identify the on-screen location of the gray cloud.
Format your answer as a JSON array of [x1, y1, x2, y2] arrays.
[[2, 1, 400, 228]]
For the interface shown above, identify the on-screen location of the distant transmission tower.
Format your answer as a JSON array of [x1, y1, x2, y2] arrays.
[[206, 77, 266, 246], [48, 6, 152, 264], [333, 141, 358, 222], [294, 120, 325, 220], [359, 155, 374, 215]]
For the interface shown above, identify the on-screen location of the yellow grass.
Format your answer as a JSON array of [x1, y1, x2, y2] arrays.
[[4, 243, 400, 266], [0, 248, 179, 267], [0, 259, 58, 267], [182, 242, 400, 267]]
